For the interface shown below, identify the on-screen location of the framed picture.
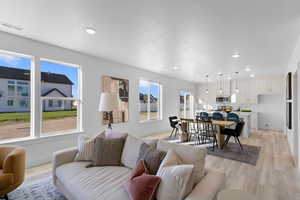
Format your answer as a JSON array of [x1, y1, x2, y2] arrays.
[[102, 76, 129, 124]]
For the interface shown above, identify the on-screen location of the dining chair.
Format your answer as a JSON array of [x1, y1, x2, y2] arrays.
[[200, 112, 209, 121], [212, 112, 224, 120], [222, 121, 245, 151], [197, 120, 217, 150], [182, 118, 199, 141], [227, 112, 240, 122], [226, 112, 239, 129], [168, 116, 180, 138]]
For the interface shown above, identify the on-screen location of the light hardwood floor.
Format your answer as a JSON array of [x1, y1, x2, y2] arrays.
[[26, 130, 300, 200]]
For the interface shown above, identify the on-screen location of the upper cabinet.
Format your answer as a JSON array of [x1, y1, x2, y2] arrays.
[[232, 79, 257, 104], [197, 75, 284, 105], [255, 76, 284, 95]]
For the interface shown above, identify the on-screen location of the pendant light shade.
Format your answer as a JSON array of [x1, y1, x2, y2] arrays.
[[235, 72, 239, 93], [205, 75, 209, 94], [219, 73, 223, 95]]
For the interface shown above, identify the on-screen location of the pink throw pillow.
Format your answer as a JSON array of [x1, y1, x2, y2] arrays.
[[125, 160, 161, 200]]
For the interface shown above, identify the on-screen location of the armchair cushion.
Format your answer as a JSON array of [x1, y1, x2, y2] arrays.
[[0, 170, 13, 189], [0, 146, 26, 196]]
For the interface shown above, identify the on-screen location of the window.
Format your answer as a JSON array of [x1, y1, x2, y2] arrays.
[[0, 51, 32, 140], [0, 50, 82, 142], [139, 79, 162, 121], [58, 100, 62, 107], [41, 59, 80, 135], [48, 100, 53, 107], [19, 99, 29, 108], [179, 91, 194, 119], [7, 84, 15, 96], [7, 99, 14, 106]]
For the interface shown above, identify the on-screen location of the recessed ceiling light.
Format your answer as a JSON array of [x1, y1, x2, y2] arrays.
[[85, 27, 96, 35], [218, 72, 223, 76], [245, 67, 251, 72], [250, 74, 255, 78], [228, 76, 232, 80], [173, 66, 180, 70], [232, 53, 240, 58]]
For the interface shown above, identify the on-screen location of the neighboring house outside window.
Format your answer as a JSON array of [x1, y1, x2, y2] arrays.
[[0, 66, 73, 113]]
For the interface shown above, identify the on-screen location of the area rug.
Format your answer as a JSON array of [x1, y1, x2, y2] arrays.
[[207, 142, 261, 165], [8, 177, 66, 200]]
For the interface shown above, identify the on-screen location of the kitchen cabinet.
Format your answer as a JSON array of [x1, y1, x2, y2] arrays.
[[256, 76, 284, 95], [231, 79, 257, 104], [197, 75, 284, 106]]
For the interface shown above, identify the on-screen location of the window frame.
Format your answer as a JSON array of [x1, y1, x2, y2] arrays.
[[0, 49, 82, 142], [139, 79, 163, 122], [40, 58, 82, 135]]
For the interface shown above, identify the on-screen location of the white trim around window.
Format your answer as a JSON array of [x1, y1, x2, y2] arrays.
[[0, 49, 82, 143], [139, 79, 163, 122]]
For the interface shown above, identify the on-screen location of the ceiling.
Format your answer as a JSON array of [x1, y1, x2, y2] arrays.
[[1, 0, 300, 82]]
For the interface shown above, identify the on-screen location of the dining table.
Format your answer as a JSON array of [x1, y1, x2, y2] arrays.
[[174, 119, 235, 148], [211, 120, 235, 148]]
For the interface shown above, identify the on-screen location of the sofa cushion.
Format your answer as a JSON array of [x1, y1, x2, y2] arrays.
[[56, 162, 132, 200], [121, 135, 158, 169], [92, 137, 125, 166], [156, 149, 194, 200], [185, 169, 226, 200], [137, 143, 166, 175], [125, 160, 161, 200], [156, 140, 207, 189]]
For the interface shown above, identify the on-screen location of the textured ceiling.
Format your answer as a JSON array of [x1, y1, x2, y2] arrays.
[[0, 0, 300, 82]]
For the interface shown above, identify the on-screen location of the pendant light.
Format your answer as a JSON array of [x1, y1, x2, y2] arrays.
[[205, 75, 209, 94], [235, 72, 239, 93], [219, 73, 223, 95]]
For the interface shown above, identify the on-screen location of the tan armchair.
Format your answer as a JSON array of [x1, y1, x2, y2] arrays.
[[0, 146, 26, 200]]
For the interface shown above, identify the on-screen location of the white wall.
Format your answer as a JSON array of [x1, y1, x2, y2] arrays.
[[257, 94, 284, 131], [285, 35, 300, 168], [0, 31, 196, 167]]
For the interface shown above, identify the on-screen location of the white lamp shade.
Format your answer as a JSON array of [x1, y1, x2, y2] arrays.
[[99, 92, 115, 112]]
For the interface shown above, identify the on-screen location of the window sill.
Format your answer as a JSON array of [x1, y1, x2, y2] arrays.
[[0, 130, 83, 146]]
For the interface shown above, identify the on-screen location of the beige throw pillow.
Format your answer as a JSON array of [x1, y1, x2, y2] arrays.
[[156, 149, 194, 200], [121, 135, 158, 169], [157, 140, 206, 187], [74, 132, 105, 161]]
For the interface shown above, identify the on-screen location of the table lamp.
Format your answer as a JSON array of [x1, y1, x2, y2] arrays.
[[99, 92, 115, 129]]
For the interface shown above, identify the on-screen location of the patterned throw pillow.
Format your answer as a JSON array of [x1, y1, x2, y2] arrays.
[[74, 132, 105, 161], [137, 143, 166, 175], [156, 149, 194, 200], [125, 160, 161, 200]]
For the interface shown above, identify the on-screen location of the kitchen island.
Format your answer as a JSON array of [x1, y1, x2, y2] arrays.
[[235, 112, 252, 138]]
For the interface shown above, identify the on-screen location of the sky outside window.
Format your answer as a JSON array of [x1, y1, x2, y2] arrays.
[[0, 54, 78, 97], [40, 61, 78, 97]]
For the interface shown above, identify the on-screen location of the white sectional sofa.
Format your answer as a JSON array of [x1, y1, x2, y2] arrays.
[[53, 136, 225, 200]]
